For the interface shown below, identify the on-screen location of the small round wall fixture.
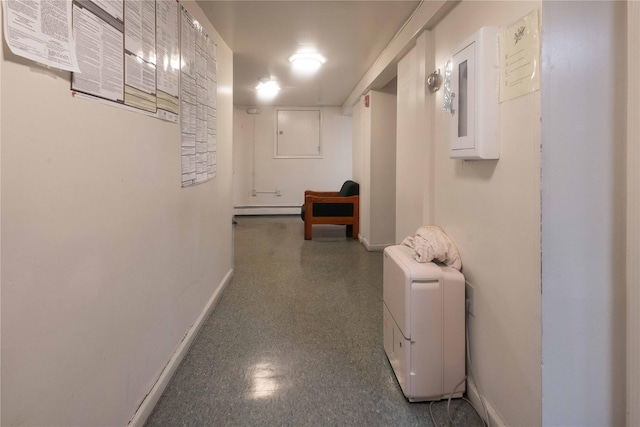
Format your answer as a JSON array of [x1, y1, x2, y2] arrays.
[[427, 69, 442, 93]]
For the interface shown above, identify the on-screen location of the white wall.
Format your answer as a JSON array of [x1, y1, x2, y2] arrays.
[[430, 2, 542, 425], [356, 0, 630, 424], [627, 4, 640, 425], [541, 2, 627, 425], [233, 106, 352, 215], [0, 1, 234, 425], [396, 40, 426, 242], [352, 98, 365, 187], [353, 99, 369, 241], [359, 90, 396, 250]]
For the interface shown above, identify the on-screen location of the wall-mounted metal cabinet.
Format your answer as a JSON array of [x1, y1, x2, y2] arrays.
[[450, 27, 499, 160]]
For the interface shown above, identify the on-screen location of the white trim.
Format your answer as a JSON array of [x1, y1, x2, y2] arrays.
[[361, 236, 392, 252], [466, 377, 506, 427], [234, 207, 300, 216], [628, 2, 640, 425], [128, 269, 234, 427], [0, 25, 3, 419]]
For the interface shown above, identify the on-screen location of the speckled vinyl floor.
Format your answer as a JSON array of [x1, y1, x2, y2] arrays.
[[145, 215, 485, 426]]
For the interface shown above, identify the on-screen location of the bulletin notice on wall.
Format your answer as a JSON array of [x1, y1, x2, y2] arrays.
[[66, 0, 181, 121], [91, 0, 123, 21], [71, 0, 124, 103], [2, 0, 80, 72], [499, 9, 540, 102], [180, 6, 217, 187], [156, 0, 180, 122], [124, 0, 156, 112], [3, 1, 218, 187]]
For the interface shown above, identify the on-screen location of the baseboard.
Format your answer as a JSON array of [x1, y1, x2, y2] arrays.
[[234, 206, 300, 215], [466, 377, 506, 427], [361, 237, 393, 252], [128, 268, 234, 426]]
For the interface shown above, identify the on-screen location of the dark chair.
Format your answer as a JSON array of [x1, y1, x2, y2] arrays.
[[300, 180, 359, 240]]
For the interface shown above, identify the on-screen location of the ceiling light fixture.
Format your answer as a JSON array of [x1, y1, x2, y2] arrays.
[[289, 48, 326, 75], [255, 78, 280, 100]]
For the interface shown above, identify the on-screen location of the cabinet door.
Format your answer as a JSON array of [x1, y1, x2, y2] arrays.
[[451, 41, 476, 151]]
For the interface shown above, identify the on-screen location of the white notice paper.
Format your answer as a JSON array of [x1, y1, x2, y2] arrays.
[[124, 0, 155, 64], [72, 3, 124, 102], [180, 6, 217, 187], [500, 9, 540, 102], [181, 6, 197, 186], [91, 0, 123, 22], [123, 0, 156, 111], [2, 0, 80, 72], [156, 0, 180, 118]]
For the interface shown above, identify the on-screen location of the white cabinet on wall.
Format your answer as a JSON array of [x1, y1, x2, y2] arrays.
[[357, 90, 397, 251], [275, 109, 322, 158], [450, 27, 499, 159]]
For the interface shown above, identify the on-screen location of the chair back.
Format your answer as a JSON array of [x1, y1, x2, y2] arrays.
[[338, 180, 359, 197]]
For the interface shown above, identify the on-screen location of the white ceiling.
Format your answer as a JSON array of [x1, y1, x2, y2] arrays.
[[196, 0, 421, 107]]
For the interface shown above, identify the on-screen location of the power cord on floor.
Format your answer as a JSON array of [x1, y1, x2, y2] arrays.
[[428, 375, 486, 427], [446, 376, 468, 424]]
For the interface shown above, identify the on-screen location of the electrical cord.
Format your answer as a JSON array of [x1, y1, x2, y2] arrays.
[[428, 387, 487, 427], [446, 376, 467, 424], [429, 400, 437, 426], [427, 374, 486, 426]]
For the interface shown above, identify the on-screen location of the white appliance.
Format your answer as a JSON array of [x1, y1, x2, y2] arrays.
[[383, 245, 466, 402]]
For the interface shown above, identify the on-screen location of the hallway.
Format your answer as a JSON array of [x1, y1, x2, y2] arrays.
[[146, 216, 483, 426]]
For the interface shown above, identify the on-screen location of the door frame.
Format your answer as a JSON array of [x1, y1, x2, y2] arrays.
[[628, 2, 640, 425]]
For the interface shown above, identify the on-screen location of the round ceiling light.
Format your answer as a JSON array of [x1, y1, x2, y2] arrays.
[[289, 50, 326, 75], [255, 79, 280, 100]]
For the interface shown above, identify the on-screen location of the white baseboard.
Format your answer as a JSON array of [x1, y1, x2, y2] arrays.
[[234, 206, 301, 216], [361, 237, 393, 252], [466, 377, 506, 427], [128, 269, 234, 427]]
